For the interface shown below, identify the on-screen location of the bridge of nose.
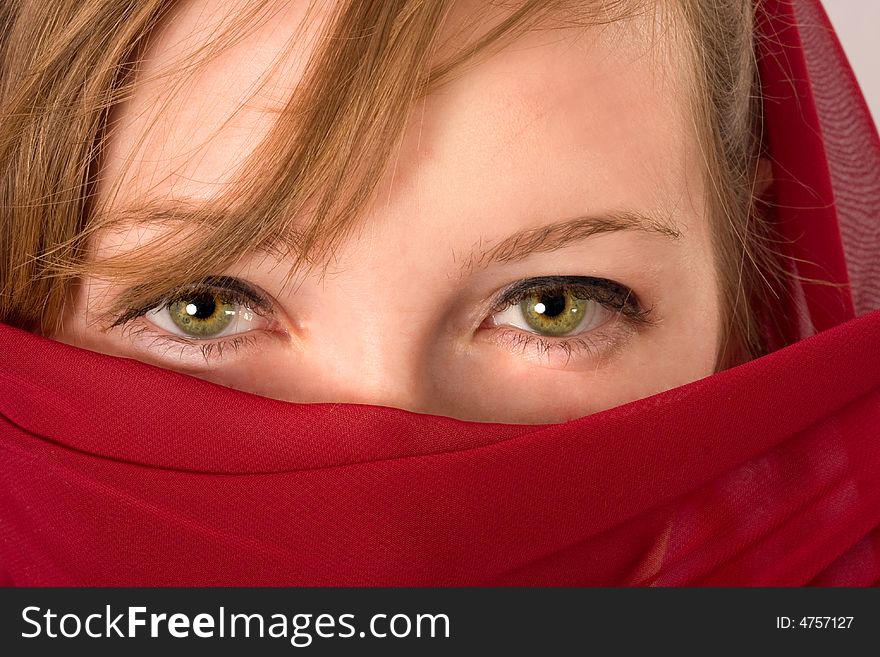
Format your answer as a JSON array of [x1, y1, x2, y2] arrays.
[[280, 280, 450, 410]]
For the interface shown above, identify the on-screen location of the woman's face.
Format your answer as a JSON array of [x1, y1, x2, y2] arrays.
[[55, 0, 722, 423]]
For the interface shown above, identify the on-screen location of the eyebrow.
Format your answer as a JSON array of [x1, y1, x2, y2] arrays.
[[463, 210, 682, 272], [103, 204, 681, 269]]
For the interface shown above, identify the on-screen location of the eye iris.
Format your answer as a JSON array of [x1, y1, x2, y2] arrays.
[[168, 292, 235, 337], [521, 289, 587, 336]]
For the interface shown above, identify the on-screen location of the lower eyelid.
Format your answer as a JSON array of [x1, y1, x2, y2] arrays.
[[119, 320, 271, 369], [479, 319, 639, 370]]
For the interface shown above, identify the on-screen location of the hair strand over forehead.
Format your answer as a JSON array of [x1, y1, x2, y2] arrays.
[[0, 0, 782, 370]]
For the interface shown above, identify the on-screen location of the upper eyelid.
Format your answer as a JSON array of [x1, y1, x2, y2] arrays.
[[110, 276, 274, 328], [110, 274, 644, 331], [491, 276, 639, 311]]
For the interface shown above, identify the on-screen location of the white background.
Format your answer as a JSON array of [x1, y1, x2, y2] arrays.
[[822, 0, 879, 128]]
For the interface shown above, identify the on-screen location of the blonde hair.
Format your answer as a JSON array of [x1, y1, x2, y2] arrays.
[[0, 0, 776, 368]]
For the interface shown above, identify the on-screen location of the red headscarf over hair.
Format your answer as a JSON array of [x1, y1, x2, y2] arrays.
[[1, 0, 879, 586]]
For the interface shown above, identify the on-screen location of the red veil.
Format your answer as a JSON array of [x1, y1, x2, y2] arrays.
[[1, 0, 878, 586]]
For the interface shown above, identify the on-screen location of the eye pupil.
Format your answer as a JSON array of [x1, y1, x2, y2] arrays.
[[536, 293, 566, 318], [168, 292, 234, 337], [521, 289, 588, 336], [184, 293, 217, 319]]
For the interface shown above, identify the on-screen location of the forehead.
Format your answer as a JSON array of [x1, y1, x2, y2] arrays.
[[102, 0, 698, 234]]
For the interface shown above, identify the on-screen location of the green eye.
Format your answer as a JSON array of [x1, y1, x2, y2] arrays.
[[167, 292, 236, 337], [520, 289, 588, 336]]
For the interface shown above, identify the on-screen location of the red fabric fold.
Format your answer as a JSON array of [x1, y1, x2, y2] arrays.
[[1, 0, 879, 586], [1, 310, 879, 585]]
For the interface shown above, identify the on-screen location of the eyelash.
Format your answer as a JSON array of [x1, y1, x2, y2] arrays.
[[110, 275, 654, 365], [122, 323, 261, 363], [111, 276, 274, 327], [110, 276, 276, 364], [483, 276, 654, 364], [489, 276, 650, 321]]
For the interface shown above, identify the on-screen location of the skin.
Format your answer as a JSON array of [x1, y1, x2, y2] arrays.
[[55, 0, 722, 424]]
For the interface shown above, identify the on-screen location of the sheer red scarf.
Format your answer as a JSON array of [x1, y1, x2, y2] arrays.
[[1, 0, 879, 586]]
